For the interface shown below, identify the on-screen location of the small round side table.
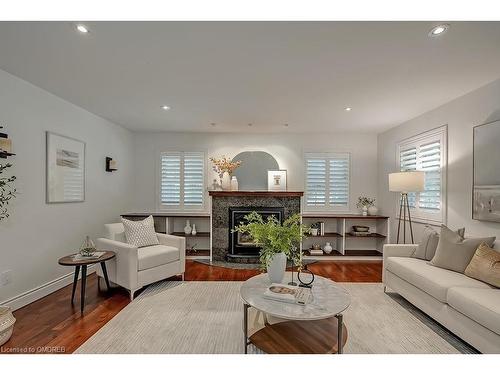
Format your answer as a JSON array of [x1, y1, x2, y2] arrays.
[[58, 251, 116, 314]]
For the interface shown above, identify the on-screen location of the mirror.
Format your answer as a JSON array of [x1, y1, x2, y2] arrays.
[[231, 151, 279, 190], [473, 119, 500, 222]]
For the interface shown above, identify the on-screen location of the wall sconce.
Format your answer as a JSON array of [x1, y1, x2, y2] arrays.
[[106, 157, 117, 172]]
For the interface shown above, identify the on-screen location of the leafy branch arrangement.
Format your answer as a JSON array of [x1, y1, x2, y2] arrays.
[[0, 162, 17, 221], [356, 196, 375, 209], [233, 212, 310, 271], [209, 156, 242, 178]]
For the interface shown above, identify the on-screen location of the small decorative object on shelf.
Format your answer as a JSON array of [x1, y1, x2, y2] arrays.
[[356, 196, 376, 216], [211, 178, 222, 191], [230, 176, 239, 191], [350, 225, 371, 236], [323, 242, 333, 254], [191, 223, 197, 236], [105, 157, 117, 172], [187, 244, 197, 253], [0, 305, 16, 346], [0, 126, 15, 159], [310, 228, 319, 236], [184, 220, 192, 235], [210, 156, 242, 191], [79, 236, 97, 257]]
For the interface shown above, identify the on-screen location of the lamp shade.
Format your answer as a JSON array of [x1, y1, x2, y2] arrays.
[[388, 171, 425, 193]]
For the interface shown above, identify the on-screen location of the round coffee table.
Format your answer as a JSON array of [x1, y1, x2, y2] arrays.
[[58, 251, 115, 314], [240, 272, 351, 354]]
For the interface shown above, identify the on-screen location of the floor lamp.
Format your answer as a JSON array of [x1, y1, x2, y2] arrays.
[[388, 171, 425, 244]]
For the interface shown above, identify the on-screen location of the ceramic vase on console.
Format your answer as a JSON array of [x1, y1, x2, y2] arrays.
[[368, 206, 379, 216], [191, 224, 197, 236], [221, 172, 231, 191], [184, 220, 192, 235], [267, 252, 287, 284], [362, 206, 368, 216], [230, 176, 239, 191], [323, 242, 333, 254]]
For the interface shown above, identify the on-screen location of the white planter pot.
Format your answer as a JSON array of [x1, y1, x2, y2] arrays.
[[221, 172, 231, 191], [0, 306, 16, 346], [267, 252, 287, 284], [368, 206, 379, 216]]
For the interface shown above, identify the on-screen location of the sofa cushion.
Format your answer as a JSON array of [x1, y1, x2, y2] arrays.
[[430, 225, 495, 274], [464, 242, 500, 288], [386, 257, 492, 303], [447, 287, 500, 335], [138, 245, 180, 271], [414, 226, 465, 261]]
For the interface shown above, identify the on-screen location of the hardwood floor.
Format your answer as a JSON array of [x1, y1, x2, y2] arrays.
[[0, 259, 381, 354]]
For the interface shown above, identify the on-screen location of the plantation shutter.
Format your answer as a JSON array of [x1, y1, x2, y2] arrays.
[[160, 152, 181, 206], [418, 141, 441, 210], [305, 153, 350, 210], [160, 151, 205, 209], [399, 146, 417, 208], [183, 152, 205, 206]]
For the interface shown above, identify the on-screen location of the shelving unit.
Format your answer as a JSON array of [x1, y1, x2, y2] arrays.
[[122, 213, 211, 260], [301, 214, 389, 260]]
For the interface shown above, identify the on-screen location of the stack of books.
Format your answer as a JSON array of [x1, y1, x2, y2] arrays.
[[309, 248, 324, 255]]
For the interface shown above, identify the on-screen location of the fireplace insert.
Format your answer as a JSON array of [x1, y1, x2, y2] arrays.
[[228, 206, 285, 257]]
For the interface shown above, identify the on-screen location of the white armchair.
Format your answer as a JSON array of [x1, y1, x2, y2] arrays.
[[95, 223, 186, 300]]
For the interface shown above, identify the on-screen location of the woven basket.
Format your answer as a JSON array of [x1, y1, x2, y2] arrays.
[[0, 306, 16, 346]]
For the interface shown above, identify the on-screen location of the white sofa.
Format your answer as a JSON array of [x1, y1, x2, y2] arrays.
[[383, 244, 500, 353], [96, 223, 186, 300]]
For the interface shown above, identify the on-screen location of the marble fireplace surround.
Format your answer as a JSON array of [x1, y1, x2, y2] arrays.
[[209, 191, 303, 261]]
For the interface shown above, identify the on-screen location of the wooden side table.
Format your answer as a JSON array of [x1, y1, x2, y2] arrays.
[[58, 251, 116, 314]]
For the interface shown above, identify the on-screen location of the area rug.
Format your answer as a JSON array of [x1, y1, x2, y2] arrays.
[[75, 281, 476, 354]]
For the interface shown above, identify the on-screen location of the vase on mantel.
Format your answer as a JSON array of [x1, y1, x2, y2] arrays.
[[221, 172, 231, 191]]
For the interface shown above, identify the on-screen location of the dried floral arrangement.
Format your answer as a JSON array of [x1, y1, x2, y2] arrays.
[[209, 156, 242, 178], [356, 196, 376, 209], [0, 162, 17, 221]]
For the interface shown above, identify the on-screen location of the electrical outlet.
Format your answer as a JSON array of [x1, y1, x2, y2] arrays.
[[0, 270, 13, 286]]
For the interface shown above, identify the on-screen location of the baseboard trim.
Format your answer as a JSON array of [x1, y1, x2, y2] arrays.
[[0, 265, 96, 311]]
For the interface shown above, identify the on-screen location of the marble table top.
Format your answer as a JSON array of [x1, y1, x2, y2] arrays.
[[240, 272, 351, 320]]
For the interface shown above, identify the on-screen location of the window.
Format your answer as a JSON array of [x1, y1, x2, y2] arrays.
[[397, 126, 447, 223], [159, 151, 205, 210], [304, 152, 350, 211]]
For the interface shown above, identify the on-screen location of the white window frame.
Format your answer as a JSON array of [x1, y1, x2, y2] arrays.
[[396, 125, 447, 225], [157, 150, 208, 212], [303, 152, 351, 213]]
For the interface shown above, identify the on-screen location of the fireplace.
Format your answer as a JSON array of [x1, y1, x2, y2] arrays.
[[228, 207, 285, 257]]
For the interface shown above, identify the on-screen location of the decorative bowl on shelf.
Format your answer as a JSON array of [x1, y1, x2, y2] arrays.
[[352, 225, 369, 232]]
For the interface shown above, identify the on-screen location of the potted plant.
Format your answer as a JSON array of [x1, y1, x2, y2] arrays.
[[0, 162, 16, 221], [356, 196, 376, 216], [209, 156, 242, 191], [233, 212, 310, 283]]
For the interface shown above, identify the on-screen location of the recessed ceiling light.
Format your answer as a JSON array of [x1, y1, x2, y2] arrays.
[[284, 123, 289, 127], [345, 107, 352, 112], [76, 24, 89, 34], [429, 24, 449, 37], [161, 105, 170, 111], [210, 122, 216, 127]]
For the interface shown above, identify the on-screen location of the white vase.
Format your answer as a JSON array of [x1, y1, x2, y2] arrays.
[[267, 252, 287, 284], [362, 206, 368, 216], [221, 172, 231, 191], [191, 224, 197, 236], [184, 220, 192, 235], [368, 206, 378, 216], [230, 176, 239, 191], [324, 242, 333, 254]]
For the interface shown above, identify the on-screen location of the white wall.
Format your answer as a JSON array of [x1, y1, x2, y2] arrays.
[[132, 132, 379, 213], [0, 69, 134, 307], [378, 78, 500, 242]]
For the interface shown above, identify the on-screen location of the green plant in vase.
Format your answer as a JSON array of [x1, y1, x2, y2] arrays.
[[233, 212, 311, 283], [0, 162, 17, 221]]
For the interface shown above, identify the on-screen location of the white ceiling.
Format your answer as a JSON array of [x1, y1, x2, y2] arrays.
[[1, 21, 500, 133]]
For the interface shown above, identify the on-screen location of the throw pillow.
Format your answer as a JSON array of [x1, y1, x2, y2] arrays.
[[464, 242, 500, 288], [414, 225, 465, 261], [430, 225, 495, 273], [121, 215, 159, 248]]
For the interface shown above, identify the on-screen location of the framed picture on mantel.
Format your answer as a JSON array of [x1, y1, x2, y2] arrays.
[[267, 170, 287, 191], [46, 132, 86, 203]]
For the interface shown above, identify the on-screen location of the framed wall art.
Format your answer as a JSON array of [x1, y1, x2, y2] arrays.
[[473, 119, 500, 222], [267, 169, 287, 191], [46, 132, 85, 203]]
